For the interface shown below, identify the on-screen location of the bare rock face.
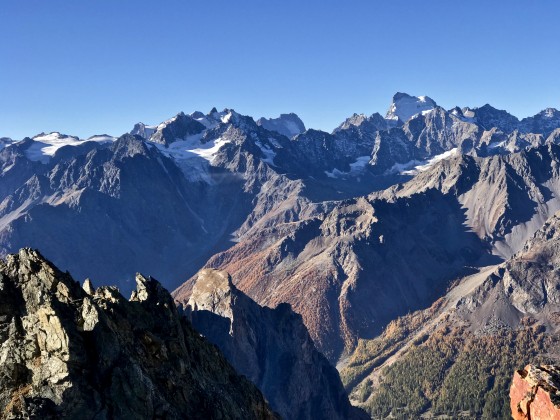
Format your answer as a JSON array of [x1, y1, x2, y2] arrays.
[[0, 249, 276, 419], [182, 268, 368, 420], [510, 365, 560, 420]]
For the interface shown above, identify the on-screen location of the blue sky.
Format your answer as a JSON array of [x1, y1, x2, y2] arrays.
[[1, 1, 559, 139]]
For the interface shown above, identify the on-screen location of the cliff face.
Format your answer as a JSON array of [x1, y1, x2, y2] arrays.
[[510, 365, 560, 420], [0, 249, 276, 419], [182, 269, 367, 420]]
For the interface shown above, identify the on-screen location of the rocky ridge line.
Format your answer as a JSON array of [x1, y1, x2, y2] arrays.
[[0, 248, 276, 419]]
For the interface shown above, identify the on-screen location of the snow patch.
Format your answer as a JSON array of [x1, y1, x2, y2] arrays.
[[390, 148, 458, 175], [153, 134, 231, 163], [488, 140, 506, 150], [325, 155, 371, 178], [325, 168, 346, 178], [88, 135, 117, 142], [386, 93, 436, 123], [349, 155, 371, 171], [151, 134, 232, 183], [221, 112, 233, 124], [256, 142, 276, 165], [25, 132, 115, 163]]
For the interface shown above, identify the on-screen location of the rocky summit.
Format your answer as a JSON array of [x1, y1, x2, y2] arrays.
[[180, 268, 368, 420], [0, 249, 276, 419]]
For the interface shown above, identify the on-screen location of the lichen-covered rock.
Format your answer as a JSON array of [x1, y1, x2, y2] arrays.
[[510, 365, 560, 420], [0, 248, 276, 419]]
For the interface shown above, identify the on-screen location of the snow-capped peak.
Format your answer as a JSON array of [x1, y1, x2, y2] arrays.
[[25, 132, 115, 163], [130, 122, 157, 139], [193, 108, 240, 128], [540, 108, 560, 118], [156, 112, 184, 131], [385, 92, 437, 124]]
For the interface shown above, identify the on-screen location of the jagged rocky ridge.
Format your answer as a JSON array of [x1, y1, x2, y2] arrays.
[[1, 94, 560, 296], [176, 190, 488, 362], [180, 269, 367, 420], [2, 94, 560, 362], [2, 94, 560, 359], [0, 248, 276, 419]]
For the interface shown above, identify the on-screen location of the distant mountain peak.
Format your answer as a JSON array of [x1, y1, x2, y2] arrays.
[[385, 92, 437, 123], [466, 104, 519, 132], [256, 113, 305, 138], [333, 112, 388, 134], [532, 107, 560, 119], [32, 131, 78, 141]]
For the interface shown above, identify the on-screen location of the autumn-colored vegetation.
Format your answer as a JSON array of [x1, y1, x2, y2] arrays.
[[342, 317, 557, 419]]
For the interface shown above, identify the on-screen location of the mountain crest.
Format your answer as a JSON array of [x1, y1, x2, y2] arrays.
[[0, 249, 276, 419], [385, 92, 437, 123]]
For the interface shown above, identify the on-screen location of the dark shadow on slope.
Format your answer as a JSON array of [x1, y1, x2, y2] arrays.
[[301, 172, 413, 203], [344, 189, 503, 341]]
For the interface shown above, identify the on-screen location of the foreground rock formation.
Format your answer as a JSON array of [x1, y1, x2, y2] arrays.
[[0, 249, 276, 419], [181, 269, 367, 420], [510, 365, 560, 420]]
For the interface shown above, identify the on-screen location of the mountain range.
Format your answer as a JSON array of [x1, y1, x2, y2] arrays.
[[2, 92, 560, 418]]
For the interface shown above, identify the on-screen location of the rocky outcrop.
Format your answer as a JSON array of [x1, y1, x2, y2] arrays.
[[0, 249, 276, 419], [181, 269, 367, 420], [511, 365, 560, 420]]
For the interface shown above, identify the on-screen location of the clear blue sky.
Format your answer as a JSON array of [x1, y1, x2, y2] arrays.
[[1, 1, 559, 139]]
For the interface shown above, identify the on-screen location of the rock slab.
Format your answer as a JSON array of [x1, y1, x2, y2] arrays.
[[511, 365, 560, 420]]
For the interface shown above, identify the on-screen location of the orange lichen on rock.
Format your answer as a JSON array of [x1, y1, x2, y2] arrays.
[[510, 365, 560, 420]]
